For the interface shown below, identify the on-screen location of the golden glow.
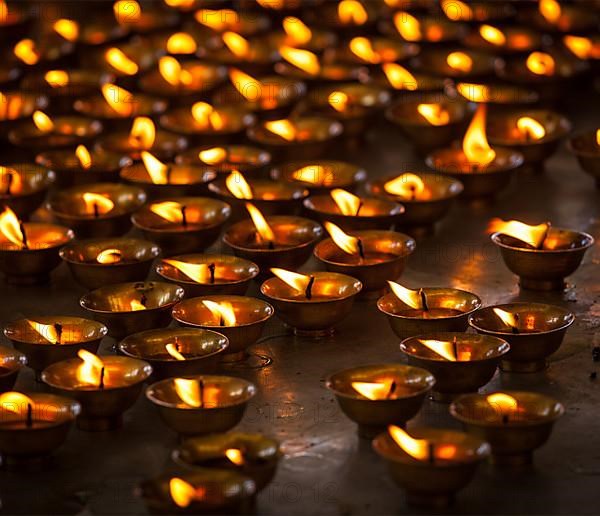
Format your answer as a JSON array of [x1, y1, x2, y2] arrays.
[[447, 51, 473, 73], [456, 82, 490, 103], [479, 24, 506, 46], [82, 193, 115, 216], [351, 380, 395, 400], [96, 249, 122, 264], [202, 300, 237, 326], [163, 259, 212, 283], [487, 392, 518, 414], [597, 129, 600, 146], [226, 171, 253, 199], [563, 35, 597, 60], [14, 39, 39, 65], [76, 145, 92, 169], [328, 91, 349, 113], [324, 221, 360, 255], [174, 378, 202, 407], [0, 207, 25, 248], [33, 111, 54, 133], [388, 280, 422, 309], [257, 0, 284, 8], [190, 102, 225, 130], [526, 51, 555, 76], [225, 448, 244, 465], [283, 16, 312, 45], [0, 93, 24, 120], [0, 392, 34, 416], [384, 173, 426, 199], [44, 70, 69, 88], [271, 268, 312, 294], [129, 117, 156, 149], [165, 343, 186, 361], [338, 0, 368, 25], [539, 0, 561, 24], [150, 201, 185, 223], [167, 32, 197, 54], [0, 167, 22, 194], [264, 119, 297, 141], [393, 12, 421, 42], [159, 56, 193, 87], [417, 104, 450, 126], [488, 218, 549, 248], [169, 477, 203, 508], [102, 83, 135, 117], [349, 37, 380, 64], [164, 0, 195, 8], [141, 151, 170, 184], [291, 165, 333, 186], [27, 320, 60, 344], [246, 202, 276, 244], [222, 31, 250, 58], [382, 63, 417, 91], [418, 339, 461, 361], [53, 19, 79, 41], [76, 349, 104, 386], [114, 0, 141, 23], [280, 46, 320, 75], [198, 147, 227, 165], [462, 104, 496, 166], [105, 47, 139, 76], [493, 308, 519, 329], [517, 117, 546, 140], [330, 188, 361, 215], [441, 0, 473, 21], [194, 9, 237, 31], [130, 299, 147, 311], [228, 67, 263, 102], [388, 425, 429, 461]]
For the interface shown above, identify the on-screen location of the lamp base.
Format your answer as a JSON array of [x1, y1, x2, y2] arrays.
[[500, 359, 547, 373], [77, 414, 123, 432], [519, 277, 565, 291]]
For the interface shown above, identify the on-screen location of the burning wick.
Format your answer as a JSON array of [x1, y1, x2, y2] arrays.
[[419, 288, 429, 312], [493, 308, 520, 334], [54, 323, 63, 344], [324, 222, 365, 261], [99, 367, 105, 389], [208, 263, 215, 284], [271, 268, 316, 299]]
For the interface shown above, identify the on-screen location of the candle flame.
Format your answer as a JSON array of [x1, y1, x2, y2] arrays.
[[114, 0, 141, 23], [597, 129, 600, 146], [324, 221, 360, 255], [493, 308, 519, 329], [291, 165, 333, 186], [539, 0, 561, 24], [246, 202, 275, 244], [222, 31, 250, 58], [271, 267, 312, 293], [447, 51, 473, 73], [0, 93, 24, 120], [228, 67, 264, 102], [102, 83, 135, 117], [165, 343, 186, 361], [279, 46, 320, 75], [14, 39, 39, 65], [191, 102, 225, 130], [198, 147, 227, 165], [417, 104, 450, 126], [328, 91, 349, 113], [388, 425, 430, 461], [393, 12, 421, 41], [382, 63, 418, 91], [418, 339, 458, 361], [441, 0, 473, 21], [150, 201, 185, 223], [526, 51, 555, 76], [487, 392, 518, 415], [163, 259, 212, 283], [479, 24, 506, 46], [384, 173, 426, 199], [167, 32, 197, 54], [257, 0, 284, 8], [141, 151, 170, 184], [349, 37, 380, 64], [76, 349, 104, 386], [130, 299, 147, 311], [33, 111, 54, 133], [27, 320, 60, 344], [226, 171, 253, 199], [159, 56, 193, 87], [53, 19, 79, 41], [45, 70, 69, 88], [283, 16, 312, 45], [330, 188, 361, 215], [82, 192, 115, 216], [488, 218, 549, 248], [96, 248, 122, 264], [169, 477, 205, 508], [338, 0, 368, 25], [462, 104, 496, 167], [563, 35, 597, 60], [265, 119, 297, 141], [0, 392, 35, 416], [351, 380, 394, 400], [76, 145, 92, 169], [456, 82, 490, 103], [129, 117, 155, 149], [388, 281, 423, 309], [105, 47, 139, 76], [0, 206, 26, 248], [225, 448, 244, 465], [173, 378, 202, 406], [202, 300, 237, 326], [517, 117, 546, 140]]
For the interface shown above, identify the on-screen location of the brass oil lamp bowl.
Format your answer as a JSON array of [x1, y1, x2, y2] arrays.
[[260, 270, 362, 337], [0, 346, 27, 392], [568, 129, 600, 187], [469, 303, 575, 373], [118, 328, 229, 379], [172, 432, 280, 491], [373, 426, 490, 508], [378, 285, 482, 339], [47, 182, 147, 238], [270, 160, 367, 194], [80, 281, 185, 339], [3, 316, 107, 381], [411, 47, 500, 80], [172, 295, 274, 361], [42, 355, 153, 431], [450, 391, 565, 466], [400, 332, 510, 402], [0, 163, 54, 219], [145, 374, 257, 436], [314, 229, 416, 295], [331, 37, 419, 68], [463, 24, 545, 55], [175, 144, 271, 178], [366, 172, 464, 237], [0, 91, 47, 138], [452, 81, 539, 112], [274, 59, 367, 87], [131, 197, 232, 256], [60, 237, 161, 290], [379, 13, 468, 45], [326, 363, 435, 438]]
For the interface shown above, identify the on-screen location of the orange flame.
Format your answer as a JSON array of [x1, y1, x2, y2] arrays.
[[526, 51, 555, 76], [479, 24, 506, 46], [265, 119, 297, 141], [76, 349, 104, 386], [487, 392, 518, 416], [462, 104, 496, 167], [33, 111, 54, 133], [82, 192, 115, 216], [441, 0, 473, 21], [102, 83, 135, 117], [456, 82, 490, 103], [382, 63, 417, 91], [349, 37, 380, 64], [222, 31, 250, 58], [488, 218, 549, 248], [225, 448, 244, 465], [0, 93, 24, 120], [283, 16, 312, 45], [163, 259, 212, 283], [105, 47, 139, 76], [447, 51, 473, 73], [14, 39, 39, 65], [45, 70, 69, 88], [226, 171, 253, 199], [0, 167, 22, 195], [0, 206, 26, 248], [271, 267, 312, 294], [130, 299, 147, 311], [129, 117, 156, 149], [27, 320, 60, 344], [191, 102, 225, 130], [493, 308, 519, 329], [417, 104, 450, 126], [246, 202, 275, 244], [291, 165, 333, 186], [338, 0, 368, 25], [96, 248, 122, 264], [76, 145, 92, 169], [150, 201, 185, 223], [280, 46, 320, 75], [174, 378, 203, 406], [388, 280, 423, 309], [257, 0, 284, 8], [0, 392, 35, 416], [352, 380, 395, 400], [165, 343, 186, 361], [328, 91, 349, 113], [388, 425, 430, 461], [202, 300, 237, 326], [539, 0, 561, 24], [159, 56, 193, 87], [324, 221, 360, 255], [597, 129, 600, 147], [53, 19, 79, 41], [517, 117, 546, 140], [141, 151, 170, 184], [228, 67, 264, 102], [330, 188, 362, 215], [384, 173, 426, 199], [563, 35, 598, 60], [169, 477, 205, 508], [167, 32, 197, 54], [198, 147, 227, 165], [393, 12, 421, 41], [418, 339, 458, 361], [114, 0, 141, 23]]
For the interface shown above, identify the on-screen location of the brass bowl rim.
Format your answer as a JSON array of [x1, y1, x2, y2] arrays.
[[74, 92, 168, 118], [145, 374, 257, 409], [208, 178, 310, 201], [260, 271, 363, 303], [247, 117, 344, 146], [425, 146, 525, 174], [59, 237, 161, 266], [118, 328, 229, 362], [566, 131, 600, 158], [0, 223, 74, 252], [175, 144, 272, 167], [325, 363, 435, 400], [172, 295, 275, 328], [159, 108, 257, 135], [366, 172, 464, 203], [487, 110, 572, 147], [3, 316, 108, 344], [303, 195, 405, 219], [377, 288, 483, 320], [399, 332, 510, 362], [468, 302, 575, 336], [0, 346, 27, 372], [449, 390, 565, 427], [0, 392, 81, 425], [270, 160, 368, 188], [491, 229, 595, 254], [120, 163, 217, 185], [384, 99, 470, 128]]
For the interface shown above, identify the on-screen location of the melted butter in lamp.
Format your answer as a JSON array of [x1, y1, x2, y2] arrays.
[[388, 281, 463, 319]]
